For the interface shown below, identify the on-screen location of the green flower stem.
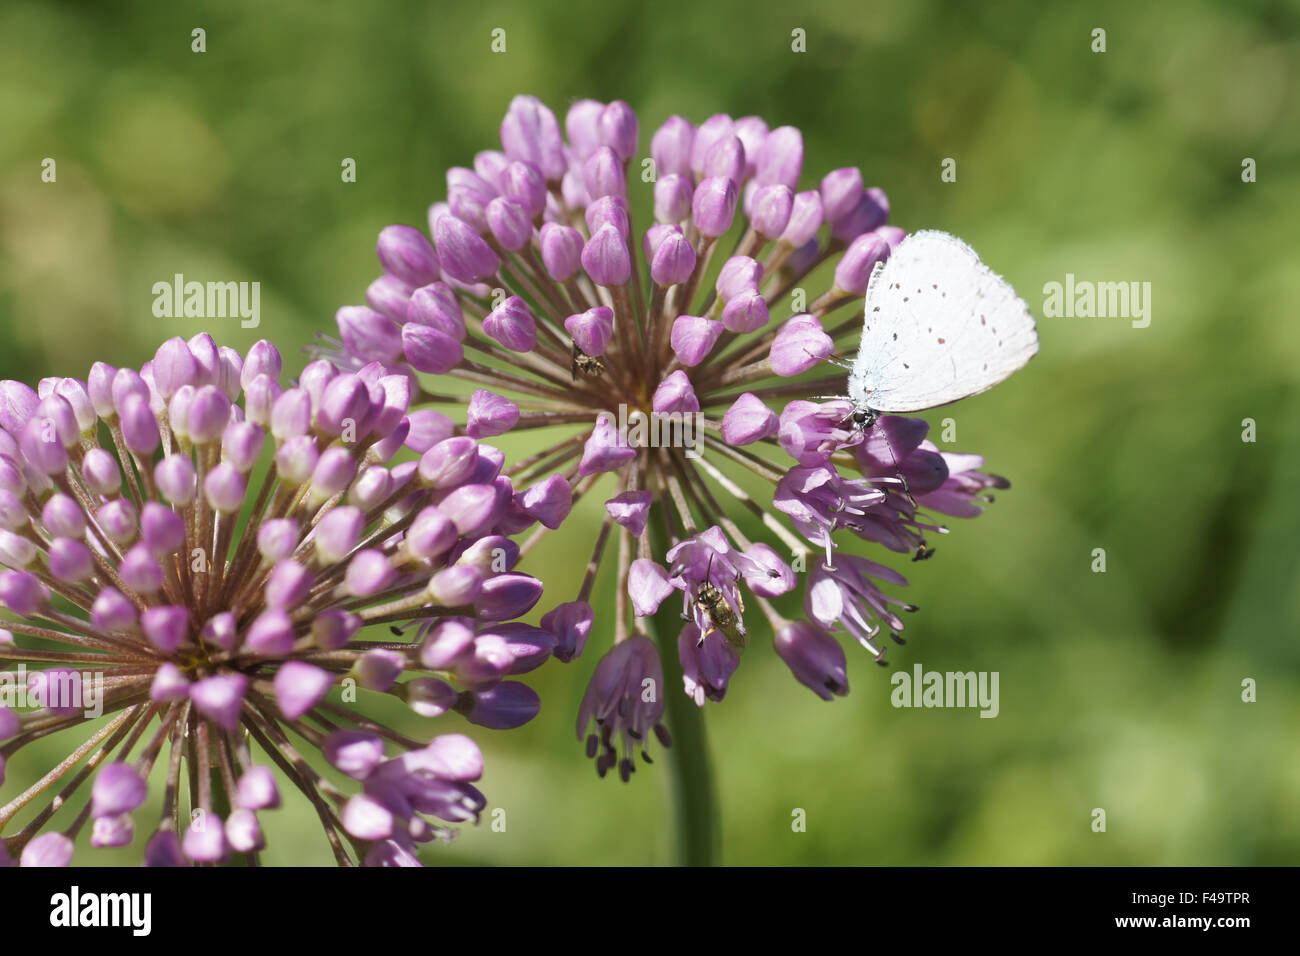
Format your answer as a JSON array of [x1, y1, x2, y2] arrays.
[[649, 601, 719, 866]]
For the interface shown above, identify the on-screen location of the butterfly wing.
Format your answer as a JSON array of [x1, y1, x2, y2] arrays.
[[847, 230, 1039, 413]]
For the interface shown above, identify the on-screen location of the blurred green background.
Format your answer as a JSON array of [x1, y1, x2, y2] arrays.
[[1, 0, 1298, 865]]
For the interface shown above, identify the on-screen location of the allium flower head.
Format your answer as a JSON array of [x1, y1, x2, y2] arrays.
[[322, 95, 1021, 776], [0, 335, 563, 865]]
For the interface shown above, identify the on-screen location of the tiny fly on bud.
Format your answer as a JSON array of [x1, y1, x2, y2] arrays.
[[571, 341, 605, 380], [693, 554, 747, 649]]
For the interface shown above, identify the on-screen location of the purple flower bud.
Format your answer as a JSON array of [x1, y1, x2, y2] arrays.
[[187, 385, 232, 444], [41, 494, 83, 538], [97, 498, 138, 545], [118, 393, 160, 455], [405, 409, 454, 453], [311, 607, 361, 650], [243, 609, 295, 656], [563, 306, 615, 356], [419, 436, 478, 489], [434, 215, 500, 284], [91, 813, 135, 849], [539, 601, 593, 663], [225, 809, 265, 853], [775, 621, 849, 699], [419, 618, 475, 669], [428, 564, 483, 607], [142, 830, 185, 867], [585, 195, 631, 242], [324, 729, 385, 779], [518, 473, 571, 530], [200, 612, 238, 652], [565, 98, 605, 161], [221, 420, 264, 472], [539, 222, 584, 282], [236, 766, 281, 811], [402, 323, 463, 374], [91, 586, 135, 632], [274, 660, 333, 720], [720, 289, 770, 333], [670, 315, 724, 367], [679, 624, 741, 705], [0, 569, 45, 616], [689, 113, 733, 176], [354, 648, 405, 691], [47, 538, 92, 583], [652, 369, 700, 414], [650, 231, 697, 286], [465, 390, 520, 442], [366, 274, 415, 323], [482, 296, 538, 353], [150, 662, 190, 701], [598, 100, 638, 161], [834, 230, 892, 294], [150, 456, 193, 508], [345, 550, 395, 598], [21, 832, 74, 868], [692, 176, 739, 238], [204, 462, 246, 513], [486, 197, 533, 252], [315, 506, 364, 563], [581, 224, 631, 286], [501, 160, 547, 219], [629, 558, 674, 616], [337, 306, 402, 365], [241, 340, 282, 390], [377, 224, 441, 286], [582, 146, 626, 202], [654, 173, 694, 223], [87, 363, 118, 419], [722, 392, 778, 445], [831, 186, 890, 243], [751, 183, 794, 238], [458, 681, 540, 730], [473, 572, 543, 621], [579, 414, 637, 476], [141, 605, 189, 653], [604, 490, 653, 537], [82, 447, 121, 496], [702, 135, 746, 183], [274, 436, 317, 485], [91, 762, 147, 818], [183, 816, 227, 863], [781, 190, 824, 246], [716, 256, 763, 301], [473, 151, 510, 191], [265, 559, 313, 610], [755, 125, 803, 188], [405, 507, 457, 562], [20, 417, 66, 475], [0, 380, 38, 434], [187, 333, 220, 387], [651, 115, 695, 177], [439, 483, 504, 537], [819, 167, 864, 223], [771, 313, 834, 376], [877, 224, 906, 249], [317, 374, 374, 439], [189, 673, 248, 731], [152, 337, 197, 399], [500, 95, 566, 181]]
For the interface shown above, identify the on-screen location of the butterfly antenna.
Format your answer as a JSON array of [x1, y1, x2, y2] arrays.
[[878, 425, 917, 508]]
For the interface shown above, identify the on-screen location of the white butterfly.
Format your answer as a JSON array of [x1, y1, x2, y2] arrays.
[[846, 230, 1038, 427]]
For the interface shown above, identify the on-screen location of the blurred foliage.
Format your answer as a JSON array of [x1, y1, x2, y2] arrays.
[[1, 0, 1298, 865]]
